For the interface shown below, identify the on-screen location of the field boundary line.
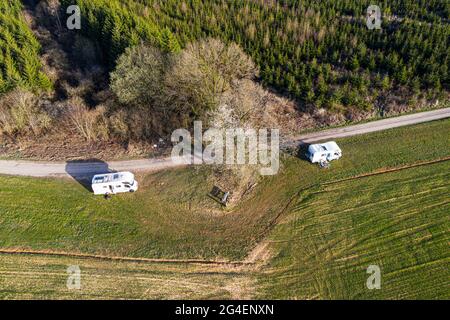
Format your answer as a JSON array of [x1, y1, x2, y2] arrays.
[[0, 248, 253, 266], [322, 156, 450, 186]]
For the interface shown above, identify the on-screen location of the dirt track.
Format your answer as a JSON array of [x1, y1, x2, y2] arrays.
[[0, 248, 252, 266], [0, 108, 449, 178], [283, 107, 450, 146]]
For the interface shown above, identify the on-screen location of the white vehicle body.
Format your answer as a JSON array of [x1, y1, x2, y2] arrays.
[[91, 172, 138, 195], [307, 141, 342, 163]]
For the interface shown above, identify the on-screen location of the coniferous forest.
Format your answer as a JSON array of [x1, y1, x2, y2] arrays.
[[0, 1, 52, 94], [59, 0, 449, 111]]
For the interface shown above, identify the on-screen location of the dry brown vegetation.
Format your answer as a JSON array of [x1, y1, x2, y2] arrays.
[[0, 253, 255, 299], [0, 89, 52, 137], [64, 97, 109, 142]]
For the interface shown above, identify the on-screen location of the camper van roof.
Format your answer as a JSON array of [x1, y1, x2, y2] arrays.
[[308, 141, 341, 154], [92, 172, 135, 184], [321, 141, 340, 152]]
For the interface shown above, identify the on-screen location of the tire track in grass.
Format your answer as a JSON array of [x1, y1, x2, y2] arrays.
[[249, 157, 450, 260], [321, 156, 450, 186], [272, 157, 450, 234], [0, 249, 253, 266]]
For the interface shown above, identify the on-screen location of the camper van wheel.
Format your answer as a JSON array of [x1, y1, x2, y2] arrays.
[[104, 193, 112, 200], [129, 190, 135, 193]]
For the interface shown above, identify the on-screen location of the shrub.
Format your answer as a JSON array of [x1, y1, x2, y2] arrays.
[[64, 97, 109, 141], [164, 38, 258, 119], [0, 89, 52, 136], [110, 44, 166, 108], [108, 109, 129, 140]]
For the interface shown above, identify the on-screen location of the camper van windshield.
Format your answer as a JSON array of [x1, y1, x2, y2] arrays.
[[94, 176, 104, 183]]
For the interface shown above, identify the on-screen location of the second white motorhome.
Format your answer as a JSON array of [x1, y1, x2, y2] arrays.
[[307, 141, 342, 164], [91, 172, 138, 195]]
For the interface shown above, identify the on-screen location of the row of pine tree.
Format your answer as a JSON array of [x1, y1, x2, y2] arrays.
[[0, 0, 52, 95]]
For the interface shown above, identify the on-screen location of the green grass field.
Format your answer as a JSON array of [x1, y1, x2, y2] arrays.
[[0, 119, 449, 299], [257, 160, 450, 299], [0, 254, 253, 299]]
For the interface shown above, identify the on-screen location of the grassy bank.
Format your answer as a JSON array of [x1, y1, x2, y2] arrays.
[[0, 119, 449, 263]]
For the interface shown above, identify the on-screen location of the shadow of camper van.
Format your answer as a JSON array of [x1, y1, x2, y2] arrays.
[[65, 159, 115, 192], [296, 143, 311, 161]]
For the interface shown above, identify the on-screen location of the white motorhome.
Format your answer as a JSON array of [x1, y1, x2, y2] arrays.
[[307, 141, 342, 163], [91, 172, 138, 195]]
